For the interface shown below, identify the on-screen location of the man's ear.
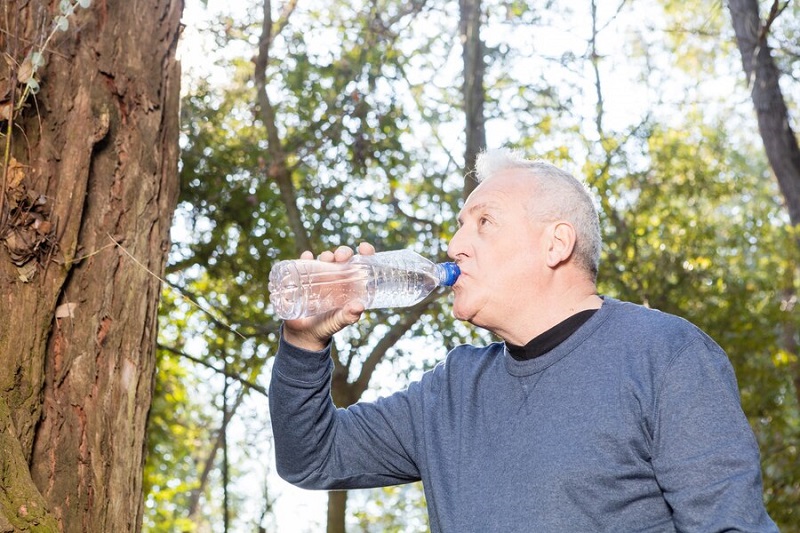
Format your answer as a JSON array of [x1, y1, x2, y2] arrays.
[[545, 221, 576, 268]]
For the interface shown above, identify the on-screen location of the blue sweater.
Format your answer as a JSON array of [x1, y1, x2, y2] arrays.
[[269, 298, 778, 532]]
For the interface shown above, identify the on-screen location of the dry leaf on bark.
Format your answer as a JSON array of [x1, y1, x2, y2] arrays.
[[55, 303, 78, 319]]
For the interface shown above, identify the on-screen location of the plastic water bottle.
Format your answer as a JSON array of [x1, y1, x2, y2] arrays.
[[268, 249, 460, 320]]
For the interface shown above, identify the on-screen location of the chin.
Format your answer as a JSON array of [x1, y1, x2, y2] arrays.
[[451, 303, 475, 323]]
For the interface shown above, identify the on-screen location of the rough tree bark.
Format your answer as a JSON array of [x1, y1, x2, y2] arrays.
[[728, 0, 800, 410], [0, 0, 183, 531]]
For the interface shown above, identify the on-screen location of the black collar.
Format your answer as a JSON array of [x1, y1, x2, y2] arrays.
[[506, 309, 598, 361]]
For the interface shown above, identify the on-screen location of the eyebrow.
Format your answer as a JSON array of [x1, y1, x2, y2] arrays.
[[457, 201, 498, 225]]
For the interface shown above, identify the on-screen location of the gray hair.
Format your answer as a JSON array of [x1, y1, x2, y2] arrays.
[[474, 148, 602, 280]]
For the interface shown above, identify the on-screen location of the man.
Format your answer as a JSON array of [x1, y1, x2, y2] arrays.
[[269, 149, 778, 532]]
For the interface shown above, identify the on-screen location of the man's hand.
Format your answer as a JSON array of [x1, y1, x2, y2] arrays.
[[281, 243, 375, 351]]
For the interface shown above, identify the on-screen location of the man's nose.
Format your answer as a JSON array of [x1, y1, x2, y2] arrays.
[[447, 226, 467, 261]]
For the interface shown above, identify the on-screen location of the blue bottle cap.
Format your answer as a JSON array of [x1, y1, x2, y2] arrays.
[[438, 262, 460, 286]]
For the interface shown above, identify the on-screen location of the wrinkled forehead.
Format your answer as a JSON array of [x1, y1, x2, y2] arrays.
[[458, 171, 538, 219], [470, 170, 539, 202]]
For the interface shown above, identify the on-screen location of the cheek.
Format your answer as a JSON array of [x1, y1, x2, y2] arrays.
[[487, 257, 538, 298], [453, 282, 489, 313]]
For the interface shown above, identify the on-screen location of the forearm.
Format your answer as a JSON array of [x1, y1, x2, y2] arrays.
[[269, 331, 421, 490], [269, 333, 337, 488]]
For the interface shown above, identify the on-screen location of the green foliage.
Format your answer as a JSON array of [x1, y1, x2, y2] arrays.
[[143, 346, 205, 532], [349, 483, 428, 532], [587, 120, 800, 530], [660, 0, 733, 72]]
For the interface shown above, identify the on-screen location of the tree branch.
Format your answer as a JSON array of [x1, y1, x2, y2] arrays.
[[184, 385, 247, 528], [352, 294, 437, 398], [759, 0, 789, 42], [158, 343, 268, 397], [273, 0, 298, 41], [459, 0, 486, 199], [253, 0, 313, 255]]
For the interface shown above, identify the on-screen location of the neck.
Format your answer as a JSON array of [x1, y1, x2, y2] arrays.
[[491, 282, 602, 346]]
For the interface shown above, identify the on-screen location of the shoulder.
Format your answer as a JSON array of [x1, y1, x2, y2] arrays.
[[594, 298, 732, 396], [600, 297, 720, 354]]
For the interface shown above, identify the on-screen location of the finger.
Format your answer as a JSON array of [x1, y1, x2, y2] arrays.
[[317, 250, 335, 262], [333, 246, 354, 262], [357, 242, 375, 255], [300, 250, 314, 260]]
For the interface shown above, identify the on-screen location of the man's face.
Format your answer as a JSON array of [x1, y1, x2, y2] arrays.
[[447, 170, 546, 331]]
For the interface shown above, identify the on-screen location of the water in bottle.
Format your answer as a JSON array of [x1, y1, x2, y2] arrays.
[[268, 249, 460, 320]]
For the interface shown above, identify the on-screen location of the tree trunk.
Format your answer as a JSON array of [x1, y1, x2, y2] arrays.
[[0, 0, 183, 531], [728, 0, 800, 410], [460, 0, 487, 199], [728, 0, 800, 226], [326, 490, 347, 533]]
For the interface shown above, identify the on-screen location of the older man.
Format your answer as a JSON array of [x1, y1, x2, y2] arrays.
[[269, 149, 777, 532]]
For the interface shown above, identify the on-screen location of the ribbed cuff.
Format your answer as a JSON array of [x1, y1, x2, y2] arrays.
[[273, 327, 334, 384]]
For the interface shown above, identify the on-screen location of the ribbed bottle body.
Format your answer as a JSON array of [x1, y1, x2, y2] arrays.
[[268, 250, 459, 320]]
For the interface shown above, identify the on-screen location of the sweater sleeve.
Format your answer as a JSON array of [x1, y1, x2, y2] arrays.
[[650, 335, 778, 532], [268, 332, 422, 490]]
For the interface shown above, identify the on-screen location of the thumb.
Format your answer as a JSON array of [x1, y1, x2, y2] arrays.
[[308, 301, 365, 341], [341, 300, 366, 325], [283, 301, 366, 350]]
